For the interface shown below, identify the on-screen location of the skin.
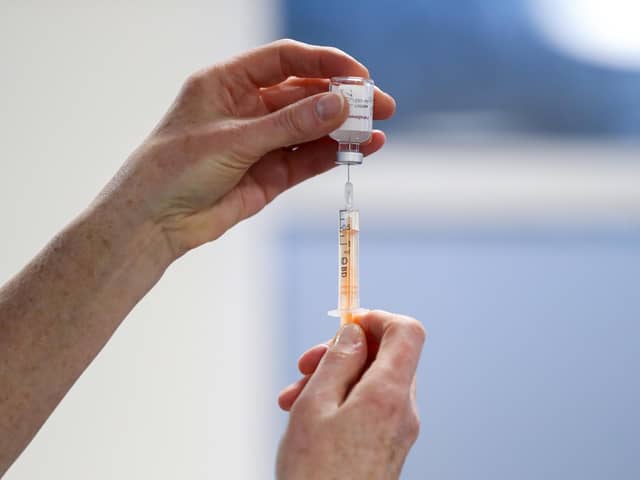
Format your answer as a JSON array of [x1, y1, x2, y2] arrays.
[[0, 39, 422, 478], [277, 311, 426, 480]]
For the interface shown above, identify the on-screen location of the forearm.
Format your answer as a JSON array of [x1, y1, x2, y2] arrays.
[[0, 195, 174, 475]]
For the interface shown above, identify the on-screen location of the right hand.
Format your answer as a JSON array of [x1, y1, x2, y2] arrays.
[[276, 311, 426, 480]]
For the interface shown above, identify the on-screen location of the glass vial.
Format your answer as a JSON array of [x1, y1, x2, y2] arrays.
[[329, 76, 375, 165]]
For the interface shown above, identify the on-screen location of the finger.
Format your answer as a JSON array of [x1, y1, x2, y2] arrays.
[[261, 77, 396, 120], [245, 92, 348, 156], [298, 343, 329, 375], [222, 131, 385, 227], [299, 323, 368, 408], [278, 375, 311, 412], [353, 310, 426, 391], [245, 131, 386, 205], [222, 39, 369, 88], [280, 340, 332, 411], [260, 78, 329, 112]]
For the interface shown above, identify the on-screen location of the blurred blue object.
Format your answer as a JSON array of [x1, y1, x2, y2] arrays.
[[279, 225, 640, 480], [282, 0, 640, 138]]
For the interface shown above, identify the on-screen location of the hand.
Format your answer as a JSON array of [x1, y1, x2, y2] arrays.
[[276, 311, 426, 480], [98, 39, 395, 259]]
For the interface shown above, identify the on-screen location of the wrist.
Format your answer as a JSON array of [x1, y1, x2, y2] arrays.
[[76, 191, 177, 288]]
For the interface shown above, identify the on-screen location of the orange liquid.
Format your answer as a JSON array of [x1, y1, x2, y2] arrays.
[[341, 311, 354, 325], [338, 212, 359, 324]]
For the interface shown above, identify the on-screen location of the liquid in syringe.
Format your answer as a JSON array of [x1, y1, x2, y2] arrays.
[[328, 178, 366, 324]]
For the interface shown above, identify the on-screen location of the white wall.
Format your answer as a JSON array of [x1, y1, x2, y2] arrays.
[[0, 2, 277, 479]]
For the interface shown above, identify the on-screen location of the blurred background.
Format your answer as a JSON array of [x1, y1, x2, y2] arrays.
[[1, 1, 639, 479]]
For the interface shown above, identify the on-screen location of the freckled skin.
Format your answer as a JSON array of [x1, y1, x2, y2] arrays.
[[0, 40, 398, 476]]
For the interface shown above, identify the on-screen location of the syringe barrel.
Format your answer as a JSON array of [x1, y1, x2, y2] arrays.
[[337, 208, 360, 316]]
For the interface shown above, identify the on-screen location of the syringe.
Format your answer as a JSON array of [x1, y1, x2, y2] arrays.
[[328, 170, 367, 324]]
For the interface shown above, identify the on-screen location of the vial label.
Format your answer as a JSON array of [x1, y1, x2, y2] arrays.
[[331, 83, 373, 133]]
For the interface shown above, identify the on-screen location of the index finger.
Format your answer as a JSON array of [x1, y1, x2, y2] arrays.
[[353, 310, 426, 390], [222, 39, 370, 88]]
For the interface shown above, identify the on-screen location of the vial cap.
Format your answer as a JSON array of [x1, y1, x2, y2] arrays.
[[336, 151, 364, 165]]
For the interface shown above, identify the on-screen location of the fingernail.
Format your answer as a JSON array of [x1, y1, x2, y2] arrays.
[[315, 93, 344, 121], [335, 323, 362, 348]]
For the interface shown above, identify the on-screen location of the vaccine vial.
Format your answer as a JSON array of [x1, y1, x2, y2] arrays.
[[329, 76, 374, 165]]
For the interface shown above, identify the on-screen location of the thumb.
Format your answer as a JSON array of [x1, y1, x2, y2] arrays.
[[246, 92, 347, 154], [301, 323, 367, 407]]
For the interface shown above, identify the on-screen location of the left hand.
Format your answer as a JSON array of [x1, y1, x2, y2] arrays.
[[97, 39, 396, 259]]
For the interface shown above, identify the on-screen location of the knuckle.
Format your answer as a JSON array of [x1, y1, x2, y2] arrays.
[[288, 394, 315, 418], [366, 309, 393, 322], [361, 385, 405, 417], [207, 63, 229, 79], [391, 342, 417, 370], [392, 315, 427, 344], [276, 107, 306, 139], [326, 45, 346, 56], [181, 71, 206, 98], [406, 413, 421, 442], [412, 322, 427, 344], [368, 308, 388, 317], [376, 363, 404, 382], [275, 38, 302, 49]]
